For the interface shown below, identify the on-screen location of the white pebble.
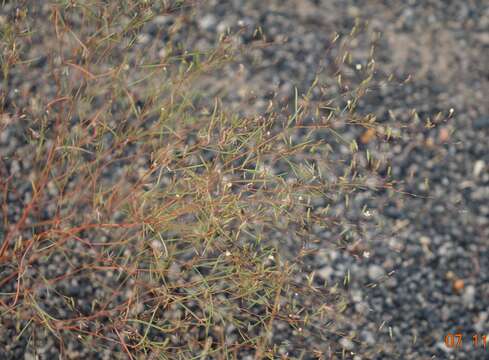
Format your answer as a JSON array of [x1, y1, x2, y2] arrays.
[[199, 14, 217, 30], [473, 160, 485, 178]]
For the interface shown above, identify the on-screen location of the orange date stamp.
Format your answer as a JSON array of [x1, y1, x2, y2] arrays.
[[444, 333, 487, 350]]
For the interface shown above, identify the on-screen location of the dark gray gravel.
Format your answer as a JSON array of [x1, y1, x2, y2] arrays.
[[176, 2, 489, 358], [1, 1, 489, 359]]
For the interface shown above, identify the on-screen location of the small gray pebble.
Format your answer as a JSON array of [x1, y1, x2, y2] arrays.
[[368, 264, 385, 280]]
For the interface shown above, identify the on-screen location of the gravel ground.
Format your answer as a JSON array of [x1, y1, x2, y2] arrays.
[[1, 1, 489, 359], [188, 2, 489, 358]]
